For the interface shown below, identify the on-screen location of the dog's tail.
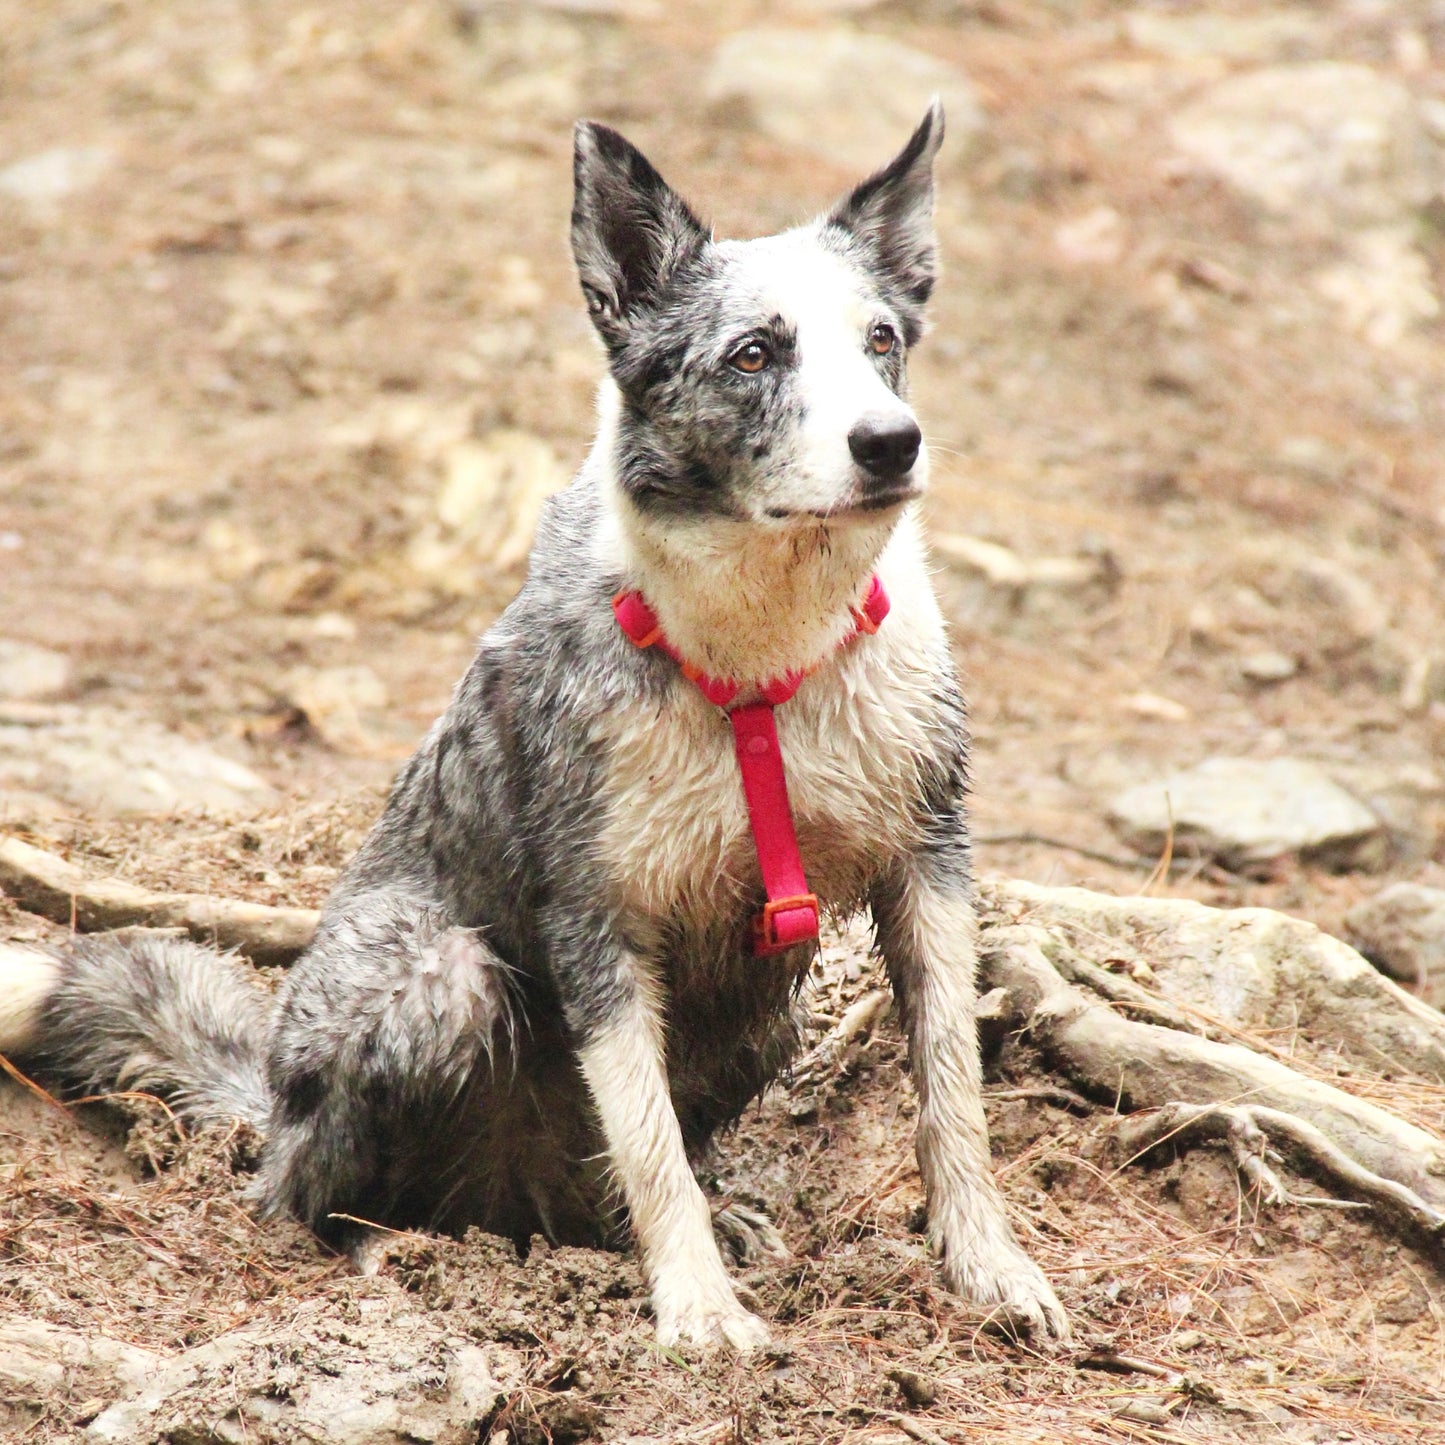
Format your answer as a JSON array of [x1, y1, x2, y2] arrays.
[[0, 933, 273, 1127]]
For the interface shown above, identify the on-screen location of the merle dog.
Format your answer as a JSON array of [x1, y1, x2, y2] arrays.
[[0, 104, 1068, 1351]]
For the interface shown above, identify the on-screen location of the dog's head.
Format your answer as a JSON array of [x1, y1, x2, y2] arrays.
[[572, 106, 944, 529]]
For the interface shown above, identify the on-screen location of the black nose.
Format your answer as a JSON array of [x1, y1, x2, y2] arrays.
[[848, 414, 922, 478]]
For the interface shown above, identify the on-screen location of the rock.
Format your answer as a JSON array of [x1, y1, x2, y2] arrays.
[[1169, 64, 1441, 231], [1119, 691, 1191, 722], [1239, 649, 1297, 685], [80, 1306, 515, 1445], [0, 146, 113, 204], [282, 664, 396, 756], [0, 708, 274, 817], [1327, 762, 1445, 869], [1273, 434, 1353, 484], [0, 640, 71, 700], [1107, 756, 1384, 873], [704, 29, 983, 172], [0, 1320, 154, 1404], [886, 1367, 939, 1408], [1345, 883, 1445, 1001], [933, 533, 1117, 639]]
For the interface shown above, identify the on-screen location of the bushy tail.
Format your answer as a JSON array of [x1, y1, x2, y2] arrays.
[[0, 933, 273, 1127]]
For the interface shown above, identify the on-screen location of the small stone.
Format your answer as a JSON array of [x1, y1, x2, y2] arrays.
[[1114, 1399, 1173, 1426], [705, 29, 983, 172], [1108, 756, 1383, 873], [1240, 650, 1297, 685], [1345, 883, 1445, 997], [0, 147, 113, 204], [1274, 434, 1351, 483], [1054, 206, 1126, 266], [1120, 692, 1191, 722], [1375, 1275, 1431, 1324], [0, 640, 71, 701], [1399, 654, 1445, 714], [1219, 544, 1391, 678], [887, 1367, 939, 1408]]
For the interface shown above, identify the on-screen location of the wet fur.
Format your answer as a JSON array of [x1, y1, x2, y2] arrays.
[[3, 105, 1067, 1349]]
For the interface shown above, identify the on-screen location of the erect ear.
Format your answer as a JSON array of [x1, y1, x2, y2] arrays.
[[571, 121, 710, 348], [823, 101, 945, 340]]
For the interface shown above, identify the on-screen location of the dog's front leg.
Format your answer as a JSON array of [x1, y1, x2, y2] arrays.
[[873, 854, 1070, 1343], [575, 961, 771, 1354]]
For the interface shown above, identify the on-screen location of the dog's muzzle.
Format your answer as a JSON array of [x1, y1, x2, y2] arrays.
[[848, 413, 922, 479]]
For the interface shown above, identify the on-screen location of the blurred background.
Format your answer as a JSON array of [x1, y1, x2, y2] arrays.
[[3, 0, 1445, 984]]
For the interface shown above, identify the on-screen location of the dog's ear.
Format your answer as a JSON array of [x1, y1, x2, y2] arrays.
[[824, 101, 945, 343], [571, 122, 709, 348]]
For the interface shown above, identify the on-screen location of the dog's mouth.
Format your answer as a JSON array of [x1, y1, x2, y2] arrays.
[[765, 485, 923, 523]]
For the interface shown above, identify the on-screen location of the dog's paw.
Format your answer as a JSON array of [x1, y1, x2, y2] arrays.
[[943, 1252, 1071, 1348], [656, 1295, 772, 1355]]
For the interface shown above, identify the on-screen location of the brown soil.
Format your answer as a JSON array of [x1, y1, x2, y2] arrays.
[[4, 1, 1445, 1440]]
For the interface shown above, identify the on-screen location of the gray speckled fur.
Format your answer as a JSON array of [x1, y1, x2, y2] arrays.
[[30, 109, 969, 1255]]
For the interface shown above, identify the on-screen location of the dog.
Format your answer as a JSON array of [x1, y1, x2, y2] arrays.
[[0, 103, 1068, 1352]]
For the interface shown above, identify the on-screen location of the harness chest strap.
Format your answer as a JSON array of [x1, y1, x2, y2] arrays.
[[611, 576, 891, 957]]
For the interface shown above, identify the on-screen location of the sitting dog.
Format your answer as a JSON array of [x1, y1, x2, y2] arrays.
[[0, 103, 1068, 1352]]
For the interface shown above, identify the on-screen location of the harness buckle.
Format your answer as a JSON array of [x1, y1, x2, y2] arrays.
[[751, 893, 820, 956]]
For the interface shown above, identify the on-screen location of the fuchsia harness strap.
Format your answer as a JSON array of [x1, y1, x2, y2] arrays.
[[727, 703, 819, 954], [612, 575, 891, 957]]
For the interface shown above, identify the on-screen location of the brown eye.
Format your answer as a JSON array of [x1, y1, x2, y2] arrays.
[[728, 340, 771, 374], [868, 323, 897, 356]]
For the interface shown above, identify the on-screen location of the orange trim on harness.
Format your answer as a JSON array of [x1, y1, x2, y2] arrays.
[[612, 575, 890, 956]]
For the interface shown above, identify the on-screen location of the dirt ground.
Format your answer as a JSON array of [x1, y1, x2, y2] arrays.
[[4, 0, 1445, 1440]]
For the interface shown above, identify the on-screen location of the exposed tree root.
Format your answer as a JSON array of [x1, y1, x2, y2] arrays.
[[0, 837, 318, 966], [1116, 1102, 1445, 1242], [986, 878, 1445, 1082], [978, 910, 1445, 1260], [790, 987, 892, 1089]]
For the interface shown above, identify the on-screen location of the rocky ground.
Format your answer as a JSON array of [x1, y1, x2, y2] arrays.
[[4, 0, 1445, 1440]]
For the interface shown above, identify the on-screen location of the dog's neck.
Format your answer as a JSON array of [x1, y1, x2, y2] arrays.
[[614, 506, 893, 685]]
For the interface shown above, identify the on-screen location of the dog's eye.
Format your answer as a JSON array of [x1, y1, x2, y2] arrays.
[[728, 340, 771, 374], [868, 323, 897, 356]]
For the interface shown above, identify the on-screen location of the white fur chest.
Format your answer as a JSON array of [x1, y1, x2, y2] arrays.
[[596, 545, 954, 940]]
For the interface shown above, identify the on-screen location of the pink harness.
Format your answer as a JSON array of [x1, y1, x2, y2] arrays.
[[611, 576, 890, 956]]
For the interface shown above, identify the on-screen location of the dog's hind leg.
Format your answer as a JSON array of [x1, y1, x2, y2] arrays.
[[573, 956, 771, 1353], [873, 852, 1071, 1344], [260, 895, 517, 1239]]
